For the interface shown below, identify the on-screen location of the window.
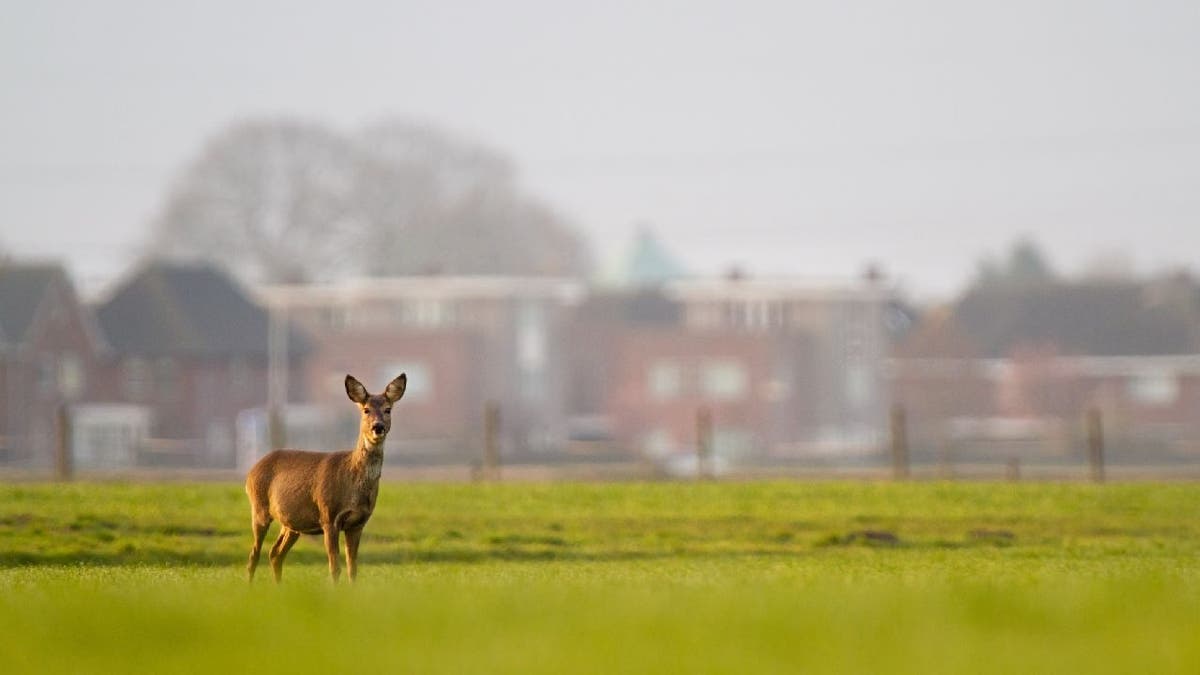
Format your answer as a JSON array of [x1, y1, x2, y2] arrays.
[[36, 354, 55, 397], [404, 299, 452, 328], [642, 428, 673, 458], [380, 362, 431, 402], [648, 360, 682, 400], [1128, 372, 1179, 406], [122, 358, 151, 401], [713, 427, 754, 458], [844, 363, 872, 408], [702, 360, 748, 400], [517, 303, 546, 374], [58, 352, 85, 400]]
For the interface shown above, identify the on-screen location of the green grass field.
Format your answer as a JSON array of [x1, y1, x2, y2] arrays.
[[1, 481, 1197, 673]]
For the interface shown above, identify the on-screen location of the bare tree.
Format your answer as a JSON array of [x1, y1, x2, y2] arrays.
[[435, 186, 589, 276], [356, 120, 588, 277], [152, 119, 359, 283], [149, 117, 589, 283], [359, 119, 515, 198]]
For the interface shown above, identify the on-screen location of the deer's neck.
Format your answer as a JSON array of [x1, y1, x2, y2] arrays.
[[351, 438, 385, 481]]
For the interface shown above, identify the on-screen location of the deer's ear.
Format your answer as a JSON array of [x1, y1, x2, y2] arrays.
[[345, 375, 368, 404], [384, 373, 407, 403]]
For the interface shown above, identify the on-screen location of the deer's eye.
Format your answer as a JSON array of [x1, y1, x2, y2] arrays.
[[383, 408, 391, 414], [363, 408, 371, 415]]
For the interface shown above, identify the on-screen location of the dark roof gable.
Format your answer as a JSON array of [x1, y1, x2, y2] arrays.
[[0, 264, 66, 348], [96, 262, 277, 359]]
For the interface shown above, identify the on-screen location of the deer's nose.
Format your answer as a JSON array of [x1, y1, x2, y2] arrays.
[[371, 422, 386, 435]]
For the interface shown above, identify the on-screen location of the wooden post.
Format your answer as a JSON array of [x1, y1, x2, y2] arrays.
[[55, 404, 72, 481], [1006, 457, 1021, 482], [1086, 407, 1105, 483], [267, 405, 286, 452], [483, 401, 501, 481], [890, 404, 909, 480], [696, 406, 713, 480]]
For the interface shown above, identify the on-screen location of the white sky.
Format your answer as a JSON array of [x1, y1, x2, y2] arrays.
[[2, 1, 1198, 301]]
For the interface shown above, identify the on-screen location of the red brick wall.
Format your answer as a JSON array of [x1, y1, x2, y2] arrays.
[[300, 329, 482, 441], [0, 276, 103, 465], [606, 329, 772, 454]]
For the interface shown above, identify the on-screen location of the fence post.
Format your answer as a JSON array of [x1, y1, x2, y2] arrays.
[[1086, 407, 1105, 483], [55, 403, 73, 481], [696, 406, 713, 480], [890, 404, 909, 480], [267, 405, 286, 451], [483, 401, 501, 481], [1006, 457, 1021, 482]]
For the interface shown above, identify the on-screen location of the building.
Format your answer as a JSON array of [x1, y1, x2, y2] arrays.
[[890, 277, 1200, 459], [0, 256, 896, 470], [571, 275, 893, 462], [0, 263, 105, 467], [91, 262, 303, 467], [257, 276, 584, 459]]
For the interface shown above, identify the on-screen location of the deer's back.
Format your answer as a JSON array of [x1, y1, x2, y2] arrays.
[[246, 449, 354, 534]]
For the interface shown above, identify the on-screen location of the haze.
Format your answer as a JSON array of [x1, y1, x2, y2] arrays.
[[2, 1, 1198, 299]]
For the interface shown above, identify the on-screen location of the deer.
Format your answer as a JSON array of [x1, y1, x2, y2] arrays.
[[245, 373, 406, 583]]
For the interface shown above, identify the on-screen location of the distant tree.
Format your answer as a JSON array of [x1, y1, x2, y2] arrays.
[[968, 237, 1056, 291], [355, 121, 588, 277], [150, 120, 359, 283], [1008, 238, 1055, 283], [360, 119, 515, 199], [971, 254, 1004, 288], [149, 118, 589, 283]]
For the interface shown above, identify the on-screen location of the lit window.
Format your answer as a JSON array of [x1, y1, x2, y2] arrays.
[[648, 360, 682, 400], [58, 352, 85, 400], [404, 299, 450, 328], [702, 360, 748, 400], [845, 363, 873, 408], [517, 303, 546, 373], [1128, 373, 1179, 406], [713, 427, 754, 457], [642, 428, 674, 458]]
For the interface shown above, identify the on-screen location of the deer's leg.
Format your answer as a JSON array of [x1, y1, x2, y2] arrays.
[[323, 525, 341, 582], [344, 528, 363, 582], [246, 516, 271, 582], [268, 527, 300, 583]]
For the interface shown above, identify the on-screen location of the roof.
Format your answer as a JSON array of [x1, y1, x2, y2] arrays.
[[624, 228, 687, 286], [0, 264, 65, 347], [573, 289, 683, 327], [97, 262, 302, 359], [952, 281, 1200, 357], [257, 275, 584, 309], [666, 276, 891, 303]]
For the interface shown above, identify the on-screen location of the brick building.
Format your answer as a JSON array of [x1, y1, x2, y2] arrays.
[[0, 263, 105, 467], [91, 262, 305, 466], [257, 276, 583, 459]]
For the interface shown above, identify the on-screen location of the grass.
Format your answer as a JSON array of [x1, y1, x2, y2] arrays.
[[1, 481, 1198, 673]]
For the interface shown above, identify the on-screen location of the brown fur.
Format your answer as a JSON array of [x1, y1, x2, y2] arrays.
[[245, 373, 406, 582]]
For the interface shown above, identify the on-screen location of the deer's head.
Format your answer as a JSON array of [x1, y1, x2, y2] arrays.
[[345, 373, 407, 447]]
